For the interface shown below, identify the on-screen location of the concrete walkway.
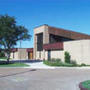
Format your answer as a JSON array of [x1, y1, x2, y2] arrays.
[[25, 61, 90, 70], [25, 62, 55, 69]]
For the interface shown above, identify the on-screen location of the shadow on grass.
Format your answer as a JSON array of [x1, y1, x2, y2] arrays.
[[0, 61, 14, 65], [0, 69, 37, 78], [0, 60, 42, 64], [0, 59, 42, 65]]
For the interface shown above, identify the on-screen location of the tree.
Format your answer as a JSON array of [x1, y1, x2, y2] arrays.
[[0, 15, 31, 63], [0, 51, 5, 57], [64, 51, 71, 63]]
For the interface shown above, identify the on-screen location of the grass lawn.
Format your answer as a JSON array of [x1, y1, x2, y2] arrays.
[[0, 57, 7, 60], [81, 80, 90, 89], [0, 57, 7, 59], [43, 60, 90, 67], [0, 63, 29, 67]]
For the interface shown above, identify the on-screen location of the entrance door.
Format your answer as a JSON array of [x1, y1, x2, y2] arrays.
[[28, 52, 33, 60], [48, 50, 51, 60]]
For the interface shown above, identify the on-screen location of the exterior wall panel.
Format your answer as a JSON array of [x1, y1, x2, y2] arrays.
[[64, 40, 90, 64], [18, 48, 28, 60], [10, 52, 19, 60]]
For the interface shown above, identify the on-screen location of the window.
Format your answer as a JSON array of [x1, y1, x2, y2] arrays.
[[49, 34, 73, 43], [37, 33, 43, 51]]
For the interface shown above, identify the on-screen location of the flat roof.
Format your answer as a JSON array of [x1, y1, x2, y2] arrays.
[[48, 26, 90, 40], [34, 24, 90, 40]]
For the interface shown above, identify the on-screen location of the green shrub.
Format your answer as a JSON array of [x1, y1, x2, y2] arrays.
[[64, 51, 71, 63], [81, 63, 86, 66], [55, 58, 61, 62], [81, 80, 90, 89], [63, 63, 74, 67], [43, 60, 90, 67], [51, 58, 56, 62], [48, 58, 61, 62], [43, 60, 76, 67], [43, 60, 63, 66], [70, 60, 77, 66]]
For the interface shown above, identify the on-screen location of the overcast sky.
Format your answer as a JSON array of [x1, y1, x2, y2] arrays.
[[0, 0, 90, 48]]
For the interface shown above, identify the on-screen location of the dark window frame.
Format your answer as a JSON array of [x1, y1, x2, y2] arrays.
[[37, 33, 43, 51]]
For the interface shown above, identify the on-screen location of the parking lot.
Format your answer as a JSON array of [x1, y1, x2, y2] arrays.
[[0, 68, 90, 90]]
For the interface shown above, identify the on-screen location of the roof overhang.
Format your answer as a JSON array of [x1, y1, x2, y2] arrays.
[[43, 42, 63, 50]]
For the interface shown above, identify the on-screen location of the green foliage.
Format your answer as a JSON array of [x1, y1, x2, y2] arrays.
[[44, 58, 62, 66], [55, 58, 61, 62], [0, 63, 29, 67], [51, 58, 61, 62], [51, 58, 56, 61], [64, 51, 71, 63], [43, 60, 76, 67], [0, 51, 5, 57], [82, 80, 90, 89], [0, 57, 7, 60], [44, 59, 90, 67], [81, 63, 86, 66], [62, 63, 74, 67], [70, 60, 77, 66], [43, 58, 77, 67], [43, 60, 63, 66], [0, 15, 31, 62]]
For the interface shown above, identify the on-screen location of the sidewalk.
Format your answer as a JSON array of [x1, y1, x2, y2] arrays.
[[25, 62, 55, 69], [25, 61, 90, 69]]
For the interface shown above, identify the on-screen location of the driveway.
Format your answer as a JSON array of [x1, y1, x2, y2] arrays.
[[0, 68, 90, 90]]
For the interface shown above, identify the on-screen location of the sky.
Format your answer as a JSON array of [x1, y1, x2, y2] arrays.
[[0, 0, 90, 48]]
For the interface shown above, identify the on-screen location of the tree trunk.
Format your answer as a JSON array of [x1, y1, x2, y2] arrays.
[[7, 52, 10, 64]]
